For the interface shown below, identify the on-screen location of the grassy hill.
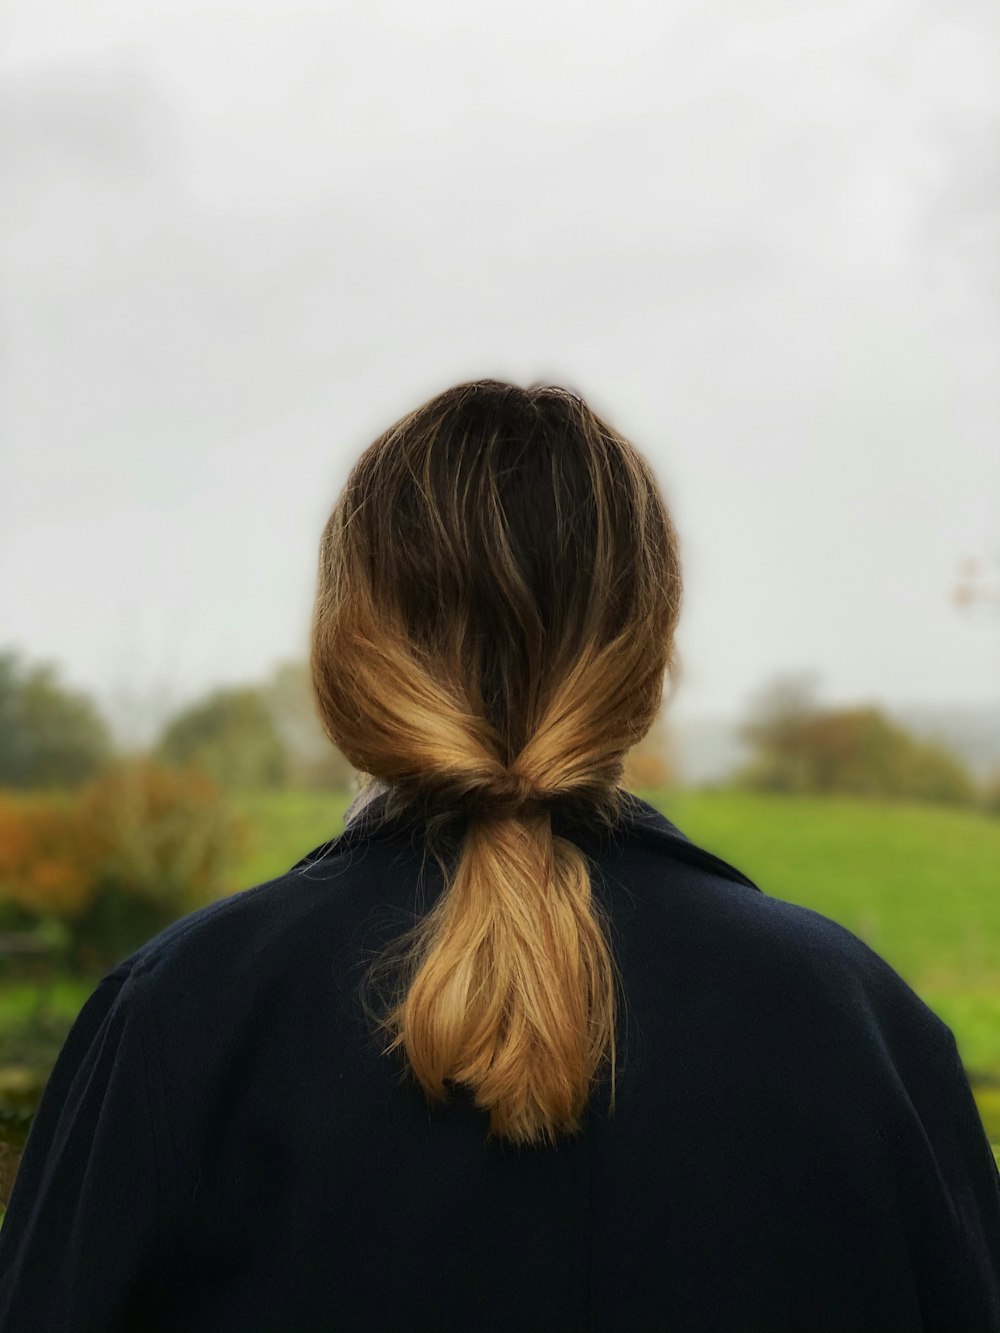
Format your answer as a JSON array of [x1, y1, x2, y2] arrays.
[[234, 786, 1000, 1056], [228, 786, 1000, 1157], [1, 787, 996, 1172]]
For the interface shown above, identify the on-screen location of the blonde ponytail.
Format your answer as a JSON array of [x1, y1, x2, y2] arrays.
[[311, 379, 682, 1146]]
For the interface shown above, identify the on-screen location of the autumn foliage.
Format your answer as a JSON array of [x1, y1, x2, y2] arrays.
[[0, 758, 248, 970]]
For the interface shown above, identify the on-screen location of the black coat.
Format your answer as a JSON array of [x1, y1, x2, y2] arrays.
[[0, 790, 997, 1332]]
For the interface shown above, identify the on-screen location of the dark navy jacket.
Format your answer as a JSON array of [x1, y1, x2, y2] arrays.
[[0, 789, 997, 1332]]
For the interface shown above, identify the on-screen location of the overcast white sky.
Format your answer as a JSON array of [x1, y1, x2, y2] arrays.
[[1, 0, 998, 743]]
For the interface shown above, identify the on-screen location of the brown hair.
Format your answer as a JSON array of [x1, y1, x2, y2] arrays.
[[310, 379, 683, 1146]]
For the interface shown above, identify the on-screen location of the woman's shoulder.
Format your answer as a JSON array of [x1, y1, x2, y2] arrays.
[[614, 797, 957, 1065], [101, 792, 956, 1081], [101, 823, 407, 994]]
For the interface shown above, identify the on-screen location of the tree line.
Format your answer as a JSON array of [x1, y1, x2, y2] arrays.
[[0, 646, 995, 812], [0, 649, 353, 793]]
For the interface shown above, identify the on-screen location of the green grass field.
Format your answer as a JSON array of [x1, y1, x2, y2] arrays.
[[2, 787, 998, 1164], [230, 787, 1000, 1040], [655, 791, 1000, 1046], [221, 786, 1000, 1157]]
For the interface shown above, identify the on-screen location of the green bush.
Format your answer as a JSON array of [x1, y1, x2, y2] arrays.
[[156, 686, 290, 792], [65, 757, 249, 973], [0, 759, 249, 975], [735, 701, 977, 806]]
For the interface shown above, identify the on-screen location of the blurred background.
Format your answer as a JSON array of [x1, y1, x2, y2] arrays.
[[1, 0, 998, 1208]]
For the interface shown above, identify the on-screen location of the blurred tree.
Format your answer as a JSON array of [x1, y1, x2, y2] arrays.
[[953, 552, 1000, 613], [69, 757, 248, 972], [0, 759, 248, 974], [734, 670, 825, 792], [155, 685, 289, 791], [799, 707, 975, 804], [0, 793, 93, 922], [734, 673, 976, 805], [0, 648, 113, 790], [262, 659, 356, 789]]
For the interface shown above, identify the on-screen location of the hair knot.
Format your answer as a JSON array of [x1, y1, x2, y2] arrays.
[[465, 768, 551, 820]]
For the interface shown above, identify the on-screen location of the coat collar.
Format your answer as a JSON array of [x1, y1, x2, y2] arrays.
[[331, 775, 762, 894]]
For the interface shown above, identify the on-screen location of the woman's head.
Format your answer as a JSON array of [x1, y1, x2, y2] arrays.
[[311, 378, 683, 1146]]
